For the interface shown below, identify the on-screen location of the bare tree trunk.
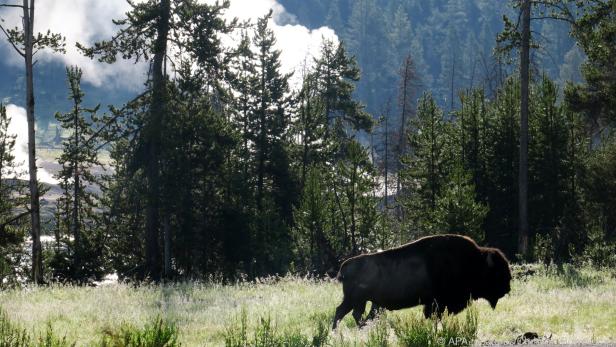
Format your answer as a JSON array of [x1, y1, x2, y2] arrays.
[[396, 56, 416, 222], [450, 50, 456, 113], [518, 0, 531, 259], [350, 164, 357, 255], [370, 128, 376, 198], [72, 110, 81, 278], [23, 0, 43, 284], [163, 214, 171, 279], [384, 109, 389, 209], [145, 0, 171, 281]]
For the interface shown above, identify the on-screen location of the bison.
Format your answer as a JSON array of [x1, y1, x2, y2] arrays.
[[332, 234, 511, 329]]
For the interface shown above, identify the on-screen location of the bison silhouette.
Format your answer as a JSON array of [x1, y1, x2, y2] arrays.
[[332, 234, 511, 329]]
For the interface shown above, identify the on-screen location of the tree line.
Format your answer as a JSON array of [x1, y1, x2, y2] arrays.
[[1, 0, 616, 285]]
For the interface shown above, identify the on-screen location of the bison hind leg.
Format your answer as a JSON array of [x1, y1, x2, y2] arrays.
[[446, 299, 469, 315], [332, 298, 353, 330], [423, 300, 445, 319], [352, 301, 367, 327]]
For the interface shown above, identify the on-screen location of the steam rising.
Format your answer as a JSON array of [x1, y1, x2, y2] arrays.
[[6, 104, 57, 184], [0, 0, 337, 89]]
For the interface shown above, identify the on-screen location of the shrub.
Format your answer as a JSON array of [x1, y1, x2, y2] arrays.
[[392, 306, 478, 347], [35, 325, 75, 347], [365, 314, 390, 347], [224, 309, 248, 347], [224, 310, 330, 347], [0, 309, 74, 347], [392, 313, 435, 347], [98, 316, 179, 347], [0, 309, 29, 347]]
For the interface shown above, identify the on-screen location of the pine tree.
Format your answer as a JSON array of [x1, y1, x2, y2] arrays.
[[53, 67, 104, 281], [400, 93, 453, 237], [78, 0, 233, 281], [335, 140, 377, 255], [0, 104, 29, 285], [483, 78, 520, 254], [395, 54, 420, 221], [0, 0, 65, 283], [228, 30, 257, 180], [565, 0, 616, 125], [294, 69, 327, 187], [312, 39, 372, 159], [529, 75, 586, 262], [292, 165, 338, 274], [432, 165, 488, 242]]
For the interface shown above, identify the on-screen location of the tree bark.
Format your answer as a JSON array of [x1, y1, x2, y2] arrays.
[[163, 213, 171, 279], [72, 88, 81, 277], [518, 0, 531, 259], [145, 0, 171, 281], [384, 110, 389, 209], [23, 0, 43, 284], [396, 55, 415, 223]]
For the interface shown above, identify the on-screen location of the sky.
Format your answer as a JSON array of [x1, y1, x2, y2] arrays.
[[1, 0, 338, 184]]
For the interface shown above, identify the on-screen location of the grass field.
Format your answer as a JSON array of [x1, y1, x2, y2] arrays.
[[1, 264, 615, 346]]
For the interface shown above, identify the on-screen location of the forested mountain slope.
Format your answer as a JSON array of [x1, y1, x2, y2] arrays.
[[280, 0, 583, 114]]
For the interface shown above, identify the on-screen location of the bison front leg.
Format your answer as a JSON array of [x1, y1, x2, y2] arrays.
[[332, 298, 353, 330], [365, 302, 382, 322], [352, 301, 367, 327]]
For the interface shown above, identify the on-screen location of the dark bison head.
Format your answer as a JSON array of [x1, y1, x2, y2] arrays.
[[479, 247, 511, 308]]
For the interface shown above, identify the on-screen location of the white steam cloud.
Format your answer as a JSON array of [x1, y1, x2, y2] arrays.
[[220, 0, 338, 88], [6, 104, 57, 184], [0, 0, 337, 90]]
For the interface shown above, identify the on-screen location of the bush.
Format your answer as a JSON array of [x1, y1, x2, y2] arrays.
[[544, 263, 605, 289], [392, 306, 478, 347], [35, 325, 75, 347], [98, 317, 179, 347], [576, 227, 616, 268], [365, 315, 390, 347], [224, 310, 330, 347], [0, 309, 29, 347], [0, 309, 74, 347]]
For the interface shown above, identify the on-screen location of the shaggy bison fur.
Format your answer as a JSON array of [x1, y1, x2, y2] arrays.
[[332, 234, 511, 329]]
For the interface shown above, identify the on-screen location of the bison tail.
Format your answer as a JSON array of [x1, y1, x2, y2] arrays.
[[336, 264, 349, 282]]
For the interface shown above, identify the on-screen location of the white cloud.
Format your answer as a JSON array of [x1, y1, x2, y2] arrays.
[[6, 104, 57, 184], [221, 0, 338, 89], [0, 0, 337, 91], [0, 0, 143, 90]]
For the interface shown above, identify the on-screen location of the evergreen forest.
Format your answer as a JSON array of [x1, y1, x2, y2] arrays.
[[1, 0, 616, 286]]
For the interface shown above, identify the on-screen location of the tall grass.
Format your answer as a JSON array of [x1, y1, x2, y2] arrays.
[[0, 309, 75, 347], [0, 267, 615, 345], [390, 306, 478, 347], [0, 308, 30, 347], [224, 310, 330, 347], [99, 317, 179, 347], [365, 314, 389, 347], [0, 309, 178, 347], [223, 305, 478, 346]]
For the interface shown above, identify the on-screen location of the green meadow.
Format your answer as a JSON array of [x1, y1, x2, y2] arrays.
[[1, 264, 615, 346]]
